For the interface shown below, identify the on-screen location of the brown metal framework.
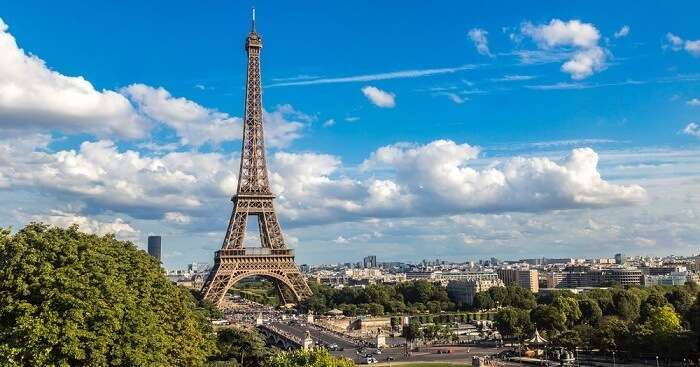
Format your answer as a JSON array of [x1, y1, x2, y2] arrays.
[[201, 13, 312, 307]]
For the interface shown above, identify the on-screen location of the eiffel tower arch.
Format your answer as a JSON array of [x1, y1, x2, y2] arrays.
[[201, 10, 312, 308]]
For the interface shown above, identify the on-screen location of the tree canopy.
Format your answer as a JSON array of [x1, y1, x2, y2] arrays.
[[0, 223, 216, 366], [265, 349, 354, 367]]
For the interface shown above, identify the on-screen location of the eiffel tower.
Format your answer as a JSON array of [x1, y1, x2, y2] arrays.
[[201, 10, 312, 308]]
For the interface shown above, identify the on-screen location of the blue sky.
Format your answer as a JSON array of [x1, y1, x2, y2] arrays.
[[0, 1, 699, 268]]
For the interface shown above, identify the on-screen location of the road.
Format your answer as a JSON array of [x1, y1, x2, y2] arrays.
[[270, 321, 358, 350], [268, 321, 510, 365]]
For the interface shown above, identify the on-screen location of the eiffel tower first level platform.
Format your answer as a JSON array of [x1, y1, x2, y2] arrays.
[[200, 10, 312, 308]]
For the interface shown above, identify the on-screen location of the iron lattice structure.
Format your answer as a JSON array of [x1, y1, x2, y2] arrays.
[[201, 14, 312, 307]]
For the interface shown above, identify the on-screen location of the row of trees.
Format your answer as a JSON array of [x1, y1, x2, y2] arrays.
[[490, 284, 700, 360], [0, 223, 356, 367], [301, 280, 456, 315]]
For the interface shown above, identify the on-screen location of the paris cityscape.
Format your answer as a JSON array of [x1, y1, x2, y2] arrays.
[[1, 2, 699, 367]]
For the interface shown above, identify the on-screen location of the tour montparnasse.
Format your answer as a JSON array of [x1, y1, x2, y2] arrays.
[[201, 12, 312, 308]]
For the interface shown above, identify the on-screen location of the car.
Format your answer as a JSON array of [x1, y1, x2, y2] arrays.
[[385, 356, 395, 361], [365, 357, 378, 364], [364, 353, 373, 358], [375, 349, 382, 355]]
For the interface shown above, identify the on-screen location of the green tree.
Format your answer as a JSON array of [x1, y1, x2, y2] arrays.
[[494, 307, 533, 342], [645, 305, 682, 334], [473, 292, 495, 310], [0, 224, 216, 367], [365, 303, 384, 316], [506, 285, 537, 309], [212, 328, 270, 367], [401, 322, 423, 343], [552, 330, 583, 351], [612, 289, 640, 321], [553, 297, 582, 328], [664, 288, 694, 316], [265, 349, 354, 367], [593, 317, 629, 352], [578, 299, 602, 325], [639, 292, 668, 322], [530, 305, 566, 333]]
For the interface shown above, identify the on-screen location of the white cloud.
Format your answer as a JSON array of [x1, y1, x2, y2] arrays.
[[521, 19, 608, 79], [682, 123, 700, 139], [122, 85, 306, 149], [32, 209, 139, 240], [262, 104, 309, 148], [361, 140, 646, 213], [0, 137, 648, 228], [666, 33, 684, 49], [468, 28, 493, 57], [333, 236, 349, 244], [361, 86, 396, 108], [443, 92, 467, 104], [164, 211, 192, 225], [614, 25, 630, 38], [686, 40, 700, 56], [122, 84, 241, 147], [268, 65, 476, 87], [0, 137, 238, 219], [323, 119, 336, 127], [687, 98, 700, 106], [666, 33, 700, 57], [0, 18, 147, 139], [492, 75, 537, 82]]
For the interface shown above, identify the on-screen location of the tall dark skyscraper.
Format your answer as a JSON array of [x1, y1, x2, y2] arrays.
[[148, 236, 162, 263]]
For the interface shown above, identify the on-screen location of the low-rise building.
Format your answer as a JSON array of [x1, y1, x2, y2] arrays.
[[497, 268, 539, 293], [447, 273, 504, 307]]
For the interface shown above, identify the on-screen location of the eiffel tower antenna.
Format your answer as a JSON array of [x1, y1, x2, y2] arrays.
[[201, 13, 312, 308]]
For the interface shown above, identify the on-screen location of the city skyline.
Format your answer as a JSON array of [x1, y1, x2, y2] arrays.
[[0, 1, 699, 268]]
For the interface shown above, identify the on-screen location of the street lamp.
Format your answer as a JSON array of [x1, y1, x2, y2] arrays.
[[656, 355, 659, 367], [612, 351, 616, 367]]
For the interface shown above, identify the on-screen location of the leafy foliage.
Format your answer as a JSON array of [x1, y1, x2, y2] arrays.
[[265, 348, 354, 367], [494, 307, 532, 341], [210, 327, 271, 367], [300, 280, 454, 316], [0, 223, 216, 366]]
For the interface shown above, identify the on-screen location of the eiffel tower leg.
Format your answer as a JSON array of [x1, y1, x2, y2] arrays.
[[201, 262, 239, 306], [223, 208, 248, 249], [260, 210, 286, 249], [275, 281, 289, 305]]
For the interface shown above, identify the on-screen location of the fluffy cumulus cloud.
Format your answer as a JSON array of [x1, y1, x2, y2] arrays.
[[122, 84, 242, 147], [666, 33, 700, 57], [687, 98, 700, 106], [0, 136, 239, 219], [0, 137, 647, 230], [0, 18, 147, 138], [31, 210, 139, 240], [468, 28, 493, 57], [683, 123, 700, 139], [361, 86, 396, 108], [122, 85, 306, 148], [521, 19, 608, 79], [360, 140, 646, 213]]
